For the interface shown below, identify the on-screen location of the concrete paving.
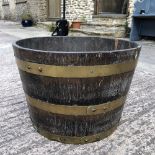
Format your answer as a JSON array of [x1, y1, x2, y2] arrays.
[[0, 20, 155, 155]]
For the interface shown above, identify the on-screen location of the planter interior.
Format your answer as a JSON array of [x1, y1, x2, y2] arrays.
[[13, 37, 141, 144]]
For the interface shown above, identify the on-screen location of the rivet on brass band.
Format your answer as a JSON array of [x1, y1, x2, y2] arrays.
[[36, 125, 117, 144], [16, 58, 137, 78], [26, 95, 126, 116]]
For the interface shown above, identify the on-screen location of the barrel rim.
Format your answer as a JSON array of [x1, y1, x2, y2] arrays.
[[12, 36, 141, 54]]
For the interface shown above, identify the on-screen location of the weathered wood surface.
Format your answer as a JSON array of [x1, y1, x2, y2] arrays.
[[13, 37, 141, 144], [0, 22, 155, 154]]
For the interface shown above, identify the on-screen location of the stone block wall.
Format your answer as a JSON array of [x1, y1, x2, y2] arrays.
[[128, 0, 134, 28], [0, 0, 47, 21], [0, 0, 17, 20], [15, 2, 29, 21], [0, 0, 13, 20], [28, 0, 47, 22], [65, 0, 94, 22], [15, 0, 48, 22], [0, 0, 135, 28], [2, 5, 12, 19]]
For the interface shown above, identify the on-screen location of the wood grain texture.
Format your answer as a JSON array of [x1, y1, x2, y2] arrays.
[[13, 37, 141, 66], [13, 37, 141, 144], [19, 70, 133, 105], [29, 104, 123, 137], [26, 94, 126, 116]]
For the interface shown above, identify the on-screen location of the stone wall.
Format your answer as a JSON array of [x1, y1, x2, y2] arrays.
[[2, 5, 12, 20], [65, 0, 94, 22], [28, 0, 47, 22], [15, 2, 29, 21], [128, 0, 134, 27], [0, 0, 47, 21], [0, 0, 135, 27], [0, 0, 13, 20], [9, 0, 16, 19], [15, 0, 47, 21], [65, 0, 134, 27], [0, 0, 24, 20]]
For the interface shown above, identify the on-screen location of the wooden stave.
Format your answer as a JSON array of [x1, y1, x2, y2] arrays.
[[19, 69, 133, 106], [28, 104, 124, 139], [13, 37, 141, 66], [13, 46, 140, 66]]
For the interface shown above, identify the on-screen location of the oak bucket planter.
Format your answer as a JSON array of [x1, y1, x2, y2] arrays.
[[13, 37, 141, 144]]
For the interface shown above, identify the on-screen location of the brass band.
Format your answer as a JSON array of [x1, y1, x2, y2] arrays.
[[26, 94, 126, 116], [35, 125, 117, 144], [16, 58, 137, 78]]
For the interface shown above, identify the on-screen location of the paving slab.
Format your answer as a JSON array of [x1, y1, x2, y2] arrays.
[[0, 21, 155, 155]]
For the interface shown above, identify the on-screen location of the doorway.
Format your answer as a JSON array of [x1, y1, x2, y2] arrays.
[[48, 0, 61, 19]]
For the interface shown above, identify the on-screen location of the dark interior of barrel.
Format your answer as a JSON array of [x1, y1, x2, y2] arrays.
[[16, 37, 138, 52]]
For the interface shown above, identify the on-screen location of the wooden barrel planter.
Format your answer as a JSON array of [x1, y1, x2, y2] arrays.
[[13, 37, 141, 144]]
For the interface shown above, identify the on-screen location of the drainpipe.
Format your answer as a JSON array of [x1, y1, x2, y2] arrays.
[[63, 0, 66, 19], [52, 0, 69, 36]]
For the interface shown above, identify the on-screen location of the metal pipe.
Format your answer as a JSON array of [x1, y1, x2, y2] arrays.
[[63, 0, 66, 19]]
